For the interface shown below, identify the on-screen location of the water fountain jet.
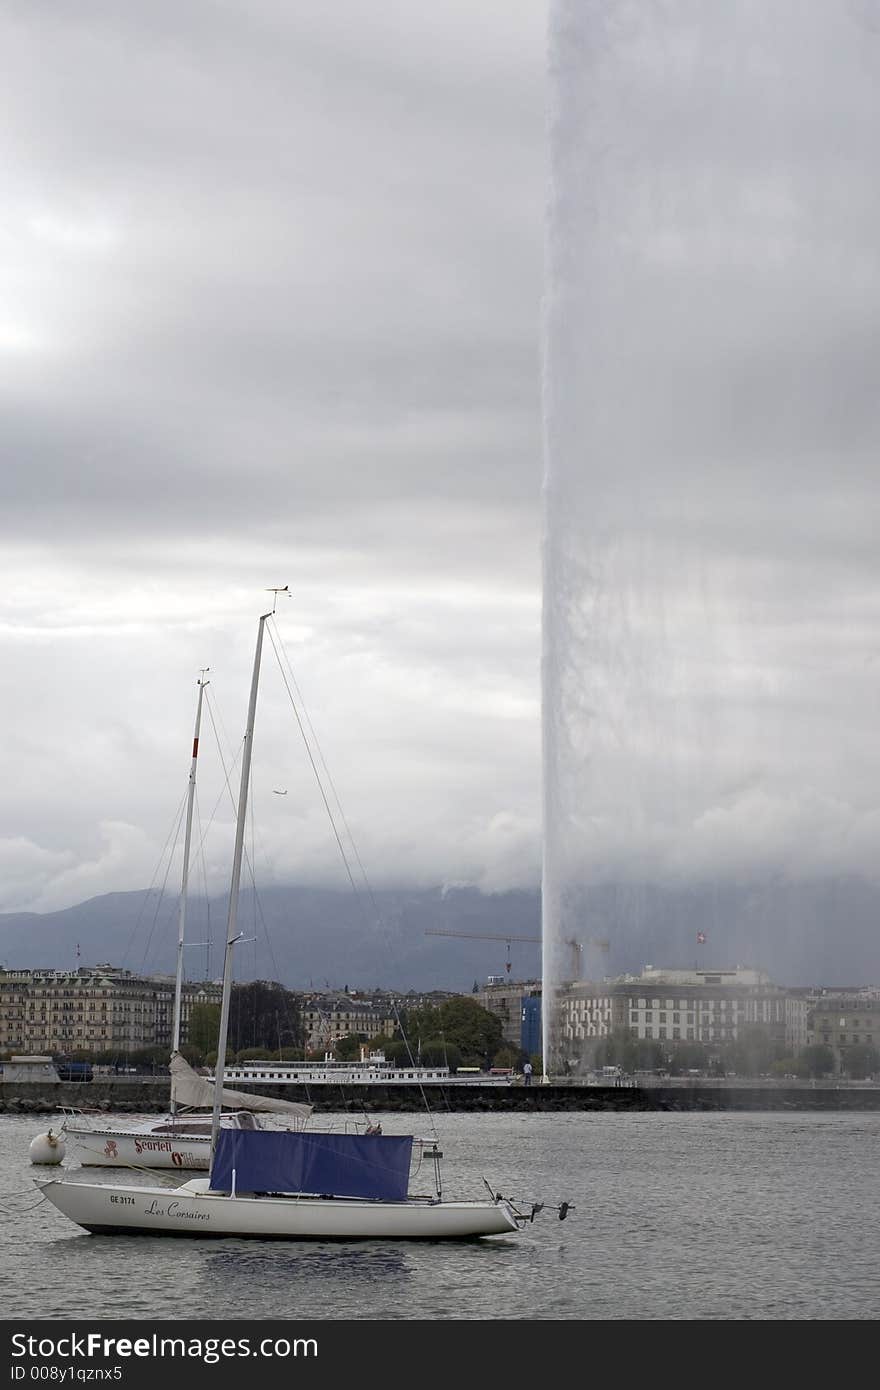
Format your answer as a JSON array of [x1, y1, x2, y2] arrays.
[[541, 0, 880, 1076]]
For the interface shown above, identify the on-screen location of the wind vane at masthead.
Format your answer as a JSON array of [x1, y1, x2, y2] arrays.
[[265, 584, 290, 614]]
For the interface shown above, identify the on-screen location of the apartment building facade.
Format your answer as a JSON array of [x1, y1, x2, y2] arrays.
[[561, 966, 809, 1057], [300, 995, 396, 1052], [0, 965, 221, 1055], [808, 989, 879, 1072]]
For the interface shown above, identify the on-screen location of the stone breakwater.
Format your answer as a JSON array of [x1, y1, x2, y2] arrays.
[[2, 1079, 879, 1113]]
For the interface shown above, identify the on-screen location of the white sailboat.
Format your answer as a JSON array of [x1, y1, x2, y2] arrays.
[[38, 604, 534, 1239], [59, 672, 311, 1172]]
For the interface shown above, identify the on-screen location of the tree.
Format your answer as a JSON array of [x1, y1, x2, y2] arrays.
[[418, 1039, 462, 1070], [90, 1049, 128, 1065], [592, 1028, 638, 1073], [800, 1043, 835, 1078], [333, 1033, 368, 1061], [729, 1026, 780, 1077], [666, 1042, 709, 1075], [127, 1047, 168, 1071], [842, 1044, 878, 1080], [400, 1005, 441, 1048], [769, 1056, 804, 1078], [228, 981, 303, 1054], [634, 1039, 664, 1071], [436, 997, 504, 1067], [187, 1003, 220, 1056], [398, 998, 507, 1067]]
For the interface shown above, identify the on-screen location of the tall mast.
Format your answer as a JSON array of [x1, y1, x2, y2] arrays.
[[171, 670, 209, 1076], [210, 612, 270, 1154]]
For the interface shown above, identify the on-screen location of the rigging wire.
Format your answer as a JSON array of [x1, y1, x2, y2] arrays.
[[247, 762, 259, 987], [267, 619, 380, 913], [265, 620, 385, 1122], [116, 784, 188, 976], [265, 617, 439, 1137], [203, 686, 301, 1065], [138, 792, 193, 977], [266, 620, 366, 911], [192, 787, 213, 981], [202, 688, 244, 849]]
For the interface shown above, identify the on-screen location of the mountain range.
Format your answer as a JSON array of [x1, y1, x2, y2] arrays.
[[0, 877, 876, 991]]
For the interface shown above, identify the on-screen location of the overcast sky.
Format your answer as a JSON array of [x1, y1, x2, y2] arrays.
[[0, 1, 545, 914], [2, 2, 879, 932]]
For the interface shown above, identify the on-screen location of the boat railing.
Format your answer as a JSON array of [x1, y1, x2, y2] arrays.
[[222, 1063, 453, 1084], [57, 1104, 106, 1123]]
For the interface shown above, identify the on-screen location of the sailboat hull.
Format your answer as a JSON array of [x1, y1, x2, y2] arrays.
[[63, 1124, 210, 1170], [38, 1178, 520, 1240], [59, 1056, 313, 1170]]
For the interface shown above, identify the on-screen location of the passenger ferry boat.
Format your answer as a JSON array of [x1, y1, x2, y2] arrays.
[[222, 1049, 514, 1086]]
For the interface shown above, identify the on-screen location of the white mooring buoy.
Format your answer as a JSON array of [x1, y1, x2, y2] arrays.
[[29, 1129, 66, 1165]]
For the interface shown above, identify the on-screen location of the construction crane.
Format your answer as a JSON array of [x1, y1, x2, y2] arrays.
[[424, 930, 609, 978]]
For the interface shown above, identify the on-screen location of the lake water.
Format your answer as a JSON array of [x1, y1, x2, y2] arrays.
[[1, 1110, 877, 1320]]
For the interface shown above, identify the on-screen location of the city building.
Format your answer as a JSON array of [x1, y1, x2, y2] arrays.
[[808, 988, 879, 1073], [561, 965, 809, 1058], [0, 965, 221, 1056], [300, 994, 396, 1052], [471, 979, 542, 1054]]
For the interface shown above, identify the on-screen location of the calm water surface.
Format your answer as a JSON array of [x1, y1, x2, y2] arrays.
[[1, 1110, 877, 1320]]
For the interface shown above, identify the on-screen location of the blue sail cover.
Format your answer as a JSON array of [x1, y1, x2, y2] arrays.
[[210, 1130, 414, 1201]]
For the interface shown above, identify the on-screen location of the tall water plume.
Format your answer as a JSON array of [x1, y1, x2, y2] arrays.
[[542, 1, 880, 1075]]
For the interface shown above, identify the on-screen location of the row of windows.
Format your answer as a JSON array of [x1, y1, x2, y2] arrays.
[[637, 998, 722, 1009], [817, 999, 880, 1010], [1, 984, 167, 994], [629, 1011, 778, 1026], [816, 1018, 877, 1030], [631, 1026, 736, 1041], [628, 997, 786, 1010], [820, 1034, 874, 1045], [21, 1005, 148, 1014]]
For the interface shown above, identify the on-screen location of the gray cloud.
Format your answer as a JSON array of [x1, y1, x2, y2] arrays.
[[0, 3, 546, 912], [1, 1, 543, 543], [4, 0, 879, 940]]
